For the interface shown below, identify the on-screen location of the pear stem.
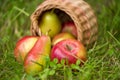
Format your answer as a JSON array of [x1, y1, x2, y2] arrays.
[[51, 8, 55, 14], [45, 29, 51, 36]]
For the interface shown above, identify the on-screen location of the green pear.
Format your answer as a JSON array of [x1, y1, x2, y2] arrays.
[[39, 11, 61, 38], [24, 35, 51, 75]]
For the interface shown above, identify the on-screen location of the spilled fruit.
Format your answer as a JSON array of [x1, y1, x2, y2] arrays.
[[14, 9, 88, 76], [39, 11, 61, 38], [24, 35, 51, 75], [14, 36, 38, 63]]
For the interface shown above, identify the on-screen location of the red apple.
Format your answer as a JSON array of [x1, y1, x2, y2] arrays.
[[14, 36, 39, 63], [24, 35, 51, 75], [62, 21, 77, 37], [50, 39, 87, 65], [52, 32, 75, 46]]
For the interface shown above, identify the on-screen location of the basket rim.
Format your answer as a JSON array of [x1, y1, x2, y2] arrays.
[[30, 0, 98, 47], [30, 0, 84, 41]]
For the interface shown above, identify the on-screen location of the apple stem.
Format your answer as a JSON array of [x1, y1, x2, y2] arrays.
[[66, 44, 72, 51]]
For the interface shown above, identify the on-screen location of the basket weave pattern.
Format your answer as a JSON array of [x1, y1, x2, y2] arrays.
[[30, 0, 98, 47]]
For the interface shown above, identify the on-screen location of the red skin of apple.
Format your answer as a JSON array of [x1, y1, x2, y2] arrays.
[[62, 22, 77, 38], [52, 32, 75, 46], [24, 35, 51, 75], [50, 39, 87, 65], [14, 36, 39, 63]]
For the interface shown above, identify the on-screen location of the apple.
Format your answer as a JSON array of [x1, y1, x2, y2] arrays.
[[39, 11, 61, 38], [14, 36, 38, 63], [52, 32, 75, 46], [62, 21, 77, 37], [24, 35, 51, 75], [50, 39, 87, 65]]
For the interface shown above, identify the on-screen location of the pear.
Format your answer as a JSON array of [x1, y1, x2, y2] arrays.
[[24, 35, 51, 75], [39, 11, 61, 38]]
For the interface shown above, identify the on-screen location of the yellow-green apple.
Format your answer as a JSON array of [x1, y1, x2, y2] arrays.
[[14, 36, 39, 63], [50, 39, 87, 65], [24, 35, 51, 75], [62, 22, 77, 37], [52, 32, 75, 46], [39, 11, 61, 38]]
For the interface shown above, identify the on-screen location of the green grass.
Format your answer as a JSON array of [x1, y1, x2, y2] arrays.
[[0, 0, 120, 80]]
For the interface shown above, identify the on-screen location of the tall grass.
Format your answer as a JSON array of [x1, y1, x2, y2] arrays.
[[0, 0, 120, 80]]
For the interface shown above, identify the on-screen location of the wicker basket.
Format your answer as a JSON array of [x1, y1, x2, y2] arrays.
[[30, 0, 98, 48]]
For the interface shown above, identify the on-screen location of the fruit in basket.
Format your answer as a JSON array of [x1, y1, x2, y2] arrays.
[[24, 35, 51, 75], [52, 32, 75, 46], [14, 36, 38, 63], [39, 11, 61, 38], [50, 39, 87, 65], [62, 21, 77, 37]]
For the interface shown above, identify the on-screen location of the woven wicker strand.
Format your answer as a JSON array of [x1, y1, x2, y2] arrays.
[[30, 0, 98, 47]]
